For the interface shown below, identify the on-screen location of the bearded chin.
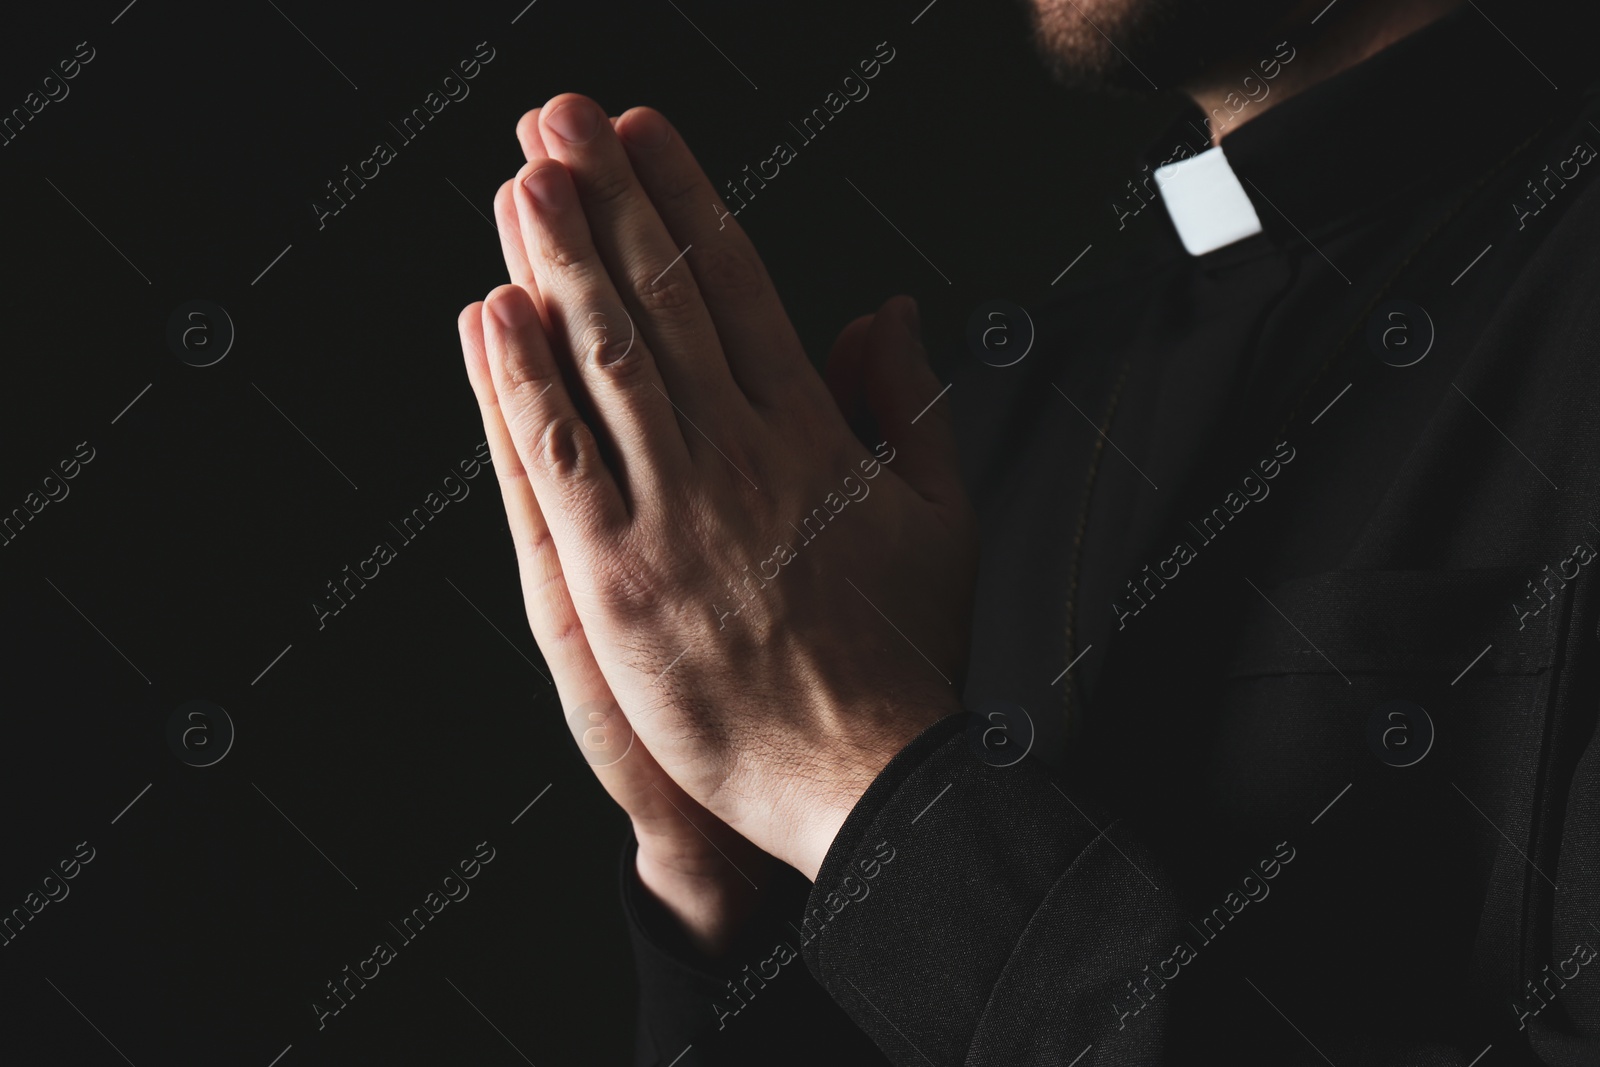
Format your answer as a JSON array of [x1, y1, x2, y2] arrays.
[[1027, 0, 1289, 96]]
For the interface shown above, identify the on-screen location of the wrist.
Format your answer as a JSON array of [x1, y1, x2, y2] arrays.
[[777, 696, 962, 879]]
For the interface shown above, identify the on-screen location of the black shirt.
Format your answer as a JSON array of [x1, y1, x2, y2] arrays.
[[625, 8, 1600, 1064]]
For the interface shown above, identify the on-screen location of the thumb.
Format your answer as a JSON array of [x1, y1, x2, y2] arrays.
[[860, 295, 964, 511]]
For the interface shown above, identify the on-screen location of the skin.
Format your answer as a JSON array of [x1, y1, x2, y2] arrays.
[[463, 0, 1466, 956], [463, 109, 778, 952], [1182, 0, 1465, 144], [461, 101, 974, 952], [1027, 0, 1465, 142]]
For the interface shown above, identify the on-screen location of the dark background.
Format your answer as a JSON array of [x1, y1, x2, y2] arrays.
[[0, 0, 1173, 1063]]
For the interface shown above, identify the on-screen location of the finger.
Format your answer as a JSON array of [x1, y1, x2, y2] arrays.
[[505, 107, 550, 290], [480, 283, 630, 531], [514, 158, 694, 487], [503, 108, 615, 319], [516, 107, 547, 161], [615, 106, 828, 413], [496, 179, 562, 338], [517, 106, 615, 158], [516, 107, 623, 161], [537, 94, 746, 421], [496, 179, 536, 290], [502, 109, 549, 315], [823, 312, 875, 440], [463, 302, 671, 794], [861, 296, 965, 511], [459, 301, 588, 673]]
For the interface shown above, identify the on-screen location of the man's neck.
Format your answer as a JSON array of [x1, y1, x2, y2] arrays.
[[1185, 0, 1464, 146]]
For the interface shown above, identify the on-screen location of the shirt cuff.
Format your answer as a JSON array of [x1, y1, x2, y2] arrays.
[[800, 711, 1182, 1065]]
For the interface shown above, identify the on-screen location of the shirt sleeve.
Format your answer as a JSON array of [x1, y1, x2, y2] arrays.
[[630, 706, 1592, 1064], [797, 711, 1187, 1066], [800, 708, 1592, 1066]]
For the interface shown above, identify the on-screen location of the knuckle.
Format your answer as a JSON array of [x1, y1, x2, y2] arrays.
[[523, 556, 568, 607], [635, 272, 700, 321], [502, 352, 555, 391], [582, 165, 635, 209], [572, 309, 648, 376], [539, 611, 586, 650], [651, 164, 704, 209], [598, 554, 665, 611], [540, 240, 588, 274], [495, 452, 529, 488], [537, 414, 595, 477], [593, 338, 653, 384], [524, 522, 556, 557], [694, 241, 768, 300]]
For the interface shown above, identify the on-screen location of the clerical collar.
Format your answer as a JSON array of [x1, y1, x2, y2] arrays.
[[1140, 6, 1563, 258], [1153, 146, 1263, 255]]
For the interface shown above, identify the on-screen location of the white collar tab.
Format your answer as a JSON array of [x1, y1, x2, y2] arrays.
[[1153, 145, 1264, 256]]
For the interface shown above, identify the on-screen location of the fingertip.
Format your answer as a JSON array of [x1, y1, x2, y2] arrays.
[[485, 283, 534, 330], [516, 107, 546, 160], [861, 298, 941, 436], [868, 296, 931, 387], [515, 157, 574, 213], [866, 295, 913, 351], [494, 178, 517, 221], [825, 313, 875, 374], [876, 294, 919, 339], [459, 302, 494, 396], [541, 91, 595, 115], [541, 92, 604, 145], [902, 295, 921, 337], [616, 107, 673, 152], [824, 313, 877, 435]]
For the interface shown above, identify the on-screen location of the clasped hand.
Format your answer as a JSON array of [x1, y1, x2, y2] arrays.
[[458, 94, 975, 884]]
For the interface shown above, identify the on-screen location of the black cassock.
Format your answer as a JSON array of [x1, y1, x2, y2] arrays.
[[625, 8, 1600, 1064]]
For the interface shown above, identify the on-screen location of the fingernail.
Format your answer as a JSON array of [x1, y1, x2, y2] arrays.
[[902, 296, 920, 336], [523, 165, 569, 211], [546, 99, 601, 143], [490, 290, 527, 330], [624, 109, 671, 150]]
